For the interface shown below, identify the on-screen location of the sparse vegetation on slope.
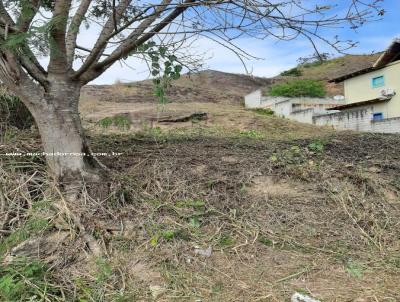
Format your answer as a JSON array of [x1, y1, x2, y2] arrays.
[[1, 121, 400, 301], [81, 53, 382, 104], [280, 67, 302, 77], [269, 79, 326, 97]]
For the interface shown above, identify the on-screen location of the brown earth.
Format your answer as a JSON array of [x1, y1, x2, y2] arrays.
[[1, 128, 400, 301]]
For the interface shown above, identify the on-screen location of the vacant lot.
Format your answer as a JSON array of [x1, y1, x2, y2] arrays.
[[1, 99, 400, 301]]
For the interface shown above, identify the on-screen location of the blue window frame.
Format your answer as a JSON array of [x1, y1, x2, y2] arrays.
[[372, 76, 385, 88], [372, 112, 383, 121]]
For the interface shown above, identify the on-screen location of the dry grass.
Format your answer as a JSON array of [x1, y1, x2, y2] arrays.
[[1, 128, 400, 301], [80, 54, 381, 106], [80, 99, 333, 141]]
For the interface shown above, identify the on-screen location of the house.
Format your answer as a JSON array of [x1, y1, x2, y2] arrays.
[[313, 39, 400, 133], [244, 89, 344, 124]]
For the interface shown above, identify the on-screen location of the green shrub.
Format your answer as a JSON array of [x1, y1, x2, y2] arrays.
[[0, 88, 34, 129], [0, 259, 61, 301], [252, 108, 274, 116], [301, 60, 324, 68], [269, 79, 326, 97], [97, 115, 131, 130], [280, 67, 302, 77], [308, 139, 325, 153]]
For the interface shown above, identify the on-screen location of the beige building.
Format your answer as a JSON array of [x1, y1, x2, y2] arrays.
[[314, 39, 400, 133]]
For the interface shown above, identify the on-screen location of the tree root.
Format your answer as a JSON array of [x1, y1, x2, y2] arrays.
[[53, 186, 104, 257]]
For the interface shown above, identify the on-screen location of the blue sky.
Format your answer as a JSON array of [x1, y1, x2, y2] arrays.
[[93, 1, 400, 84]]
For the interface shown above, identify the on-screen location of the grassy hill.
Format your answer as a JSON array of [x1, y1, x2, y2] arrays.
[[82, 52, 382, 104], [79, 52, 383, 135], [82, 69, 274, 105], [275, 53, 382, 96]]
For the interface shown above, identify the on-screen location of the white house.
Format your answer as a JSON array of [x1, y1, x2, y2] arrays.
[[244, 89, 344, 124]]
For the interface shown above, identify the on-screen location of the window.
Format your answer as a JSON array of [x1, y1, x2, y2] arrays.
[[372, 112, 383, 121], [372, 76, 385, 88]]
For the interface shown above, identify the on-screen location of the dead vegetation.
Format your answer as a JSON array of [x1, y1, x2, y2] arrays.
[[81, 54, 382, 107], [1, 127, 400, 301]]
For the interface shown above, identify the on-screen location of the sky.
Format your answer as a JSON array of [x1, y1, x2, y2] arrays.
[[85, 1, 400, 84]]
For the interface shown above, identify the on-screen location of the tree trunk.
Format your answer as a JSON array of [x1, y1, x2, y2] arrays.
[[23, 78, 106, 189]]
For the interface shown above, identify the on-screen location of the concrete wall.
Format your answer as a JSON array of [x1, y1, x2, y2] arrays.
[[269, 97, 344, 120], [371, 117, 400, 133], [313, 108, 371, 131], [313, 106, 400, 133], [243, 88, 400, 133], [344, 60, 400, 118], [289, 108, 315, 124], [244, 89, 263, 108], [273, 99, 292, 117], [244, 92, 344, 111]]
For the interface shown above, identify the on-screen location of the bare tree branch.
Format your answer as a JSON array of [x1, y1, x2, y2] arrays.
[[79, 0, 195, 83], [0, 2, 48, 88], [73, 0, 132, 78], [0, 0, 14, 25], [48, 0, 73, 74], [66, 0, 92, 68]]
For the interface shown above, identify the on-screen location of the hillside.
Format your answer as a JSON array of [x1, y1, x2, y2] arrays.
[[82, 52, 382, 104], [79, 52, 383, 133], [274, 53, 382, 96], [82, 70, 274, 105]]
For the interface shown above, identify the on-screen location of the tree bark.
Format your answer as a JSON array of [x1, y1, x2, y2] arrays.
[[21, 77, 106, 188]]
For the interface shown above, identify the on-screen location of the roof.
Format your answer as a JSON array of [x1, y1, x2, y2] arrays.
[[327, 97, 391, 110], [330, 39, 400, 83]]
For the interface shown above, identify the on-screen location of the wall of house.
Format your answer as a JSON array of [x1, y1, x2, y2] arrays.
[[344, 60, 400, 118], [313, 108, 371, 131], [244, 89, 262, 108], [244, 93, 344, 111], [313, 105, 400, 133], [371, 117, 400, 133], [273, 99, 292, 117], [289, 108, 315, 124]]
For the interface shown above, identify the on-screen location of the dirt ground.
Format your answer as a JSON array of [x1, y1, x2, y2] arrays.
[[1, 124, 400, 301]]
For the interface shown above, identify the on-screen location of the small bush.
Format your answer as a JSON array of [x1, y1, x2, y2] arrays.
[[280, 67, 302, 77], [269, 79, 326, 97], [252, 108, 274, 116], [308, 139, 325, 153], [0, 259, 61, 301], [97, 115, 131, 130]]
